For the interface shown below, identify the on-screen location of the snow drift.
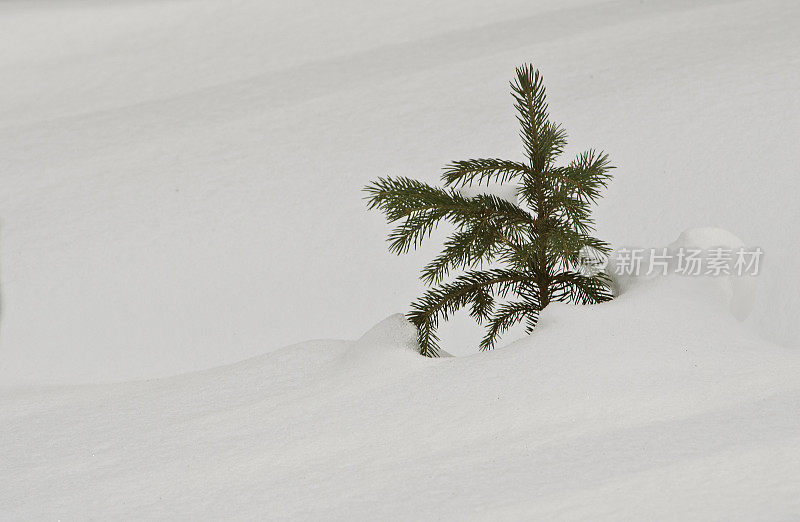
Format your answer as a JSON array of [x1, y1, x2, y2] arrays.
[[3, 266, 799, 519]]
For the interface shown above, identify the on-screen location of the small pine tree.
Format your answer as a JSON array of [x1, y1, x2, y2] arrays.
[[365, 64, 614, 356]]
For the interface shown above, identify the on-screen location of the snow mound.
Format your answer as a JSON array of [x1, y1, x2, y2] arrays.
[[668, 227, 756, 321], [610, 227, 757, 321], [3, 273, 799, 519], [355, 312, 418, 351]]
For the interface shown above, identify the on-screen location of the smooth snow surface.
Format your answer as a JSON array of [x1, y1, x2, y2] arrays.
[[1, 0, 799, 384], [3, 276, 800, 519], [2, 1, 800, 517]]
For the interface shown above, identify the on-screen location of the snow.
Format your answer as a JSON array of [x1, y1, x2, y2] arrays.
[[610, 227, 757, 321], [3, 274, 800, 519], [668, 227, 756, 321], [2, 0, 800, 517], [1, 0, 798, 384]]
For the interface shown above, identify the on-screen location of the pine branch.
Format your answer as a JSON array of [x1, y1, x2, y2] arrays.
[[550, 271, 613, 305], [408, 269, 535, 356], [535, 121, 568, 169], [555, 150, 614, 203], [419, 197, 538, 285], [442, 158, 530, 187], [545, 227, 610, 269], [365, 177, 477, 254], [364, 176, 463, 223], [366, 177, 536, 256], [420, 227, 498, 285], [548, 190, 592, 231], [511, 64, 551, 169], [479, 300, 540, 351]]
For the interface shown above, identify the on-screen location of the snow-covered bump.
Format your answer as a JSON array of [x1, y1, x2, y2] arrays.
[[667, 227, 756, 321], [356, 313, 419, 353]]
